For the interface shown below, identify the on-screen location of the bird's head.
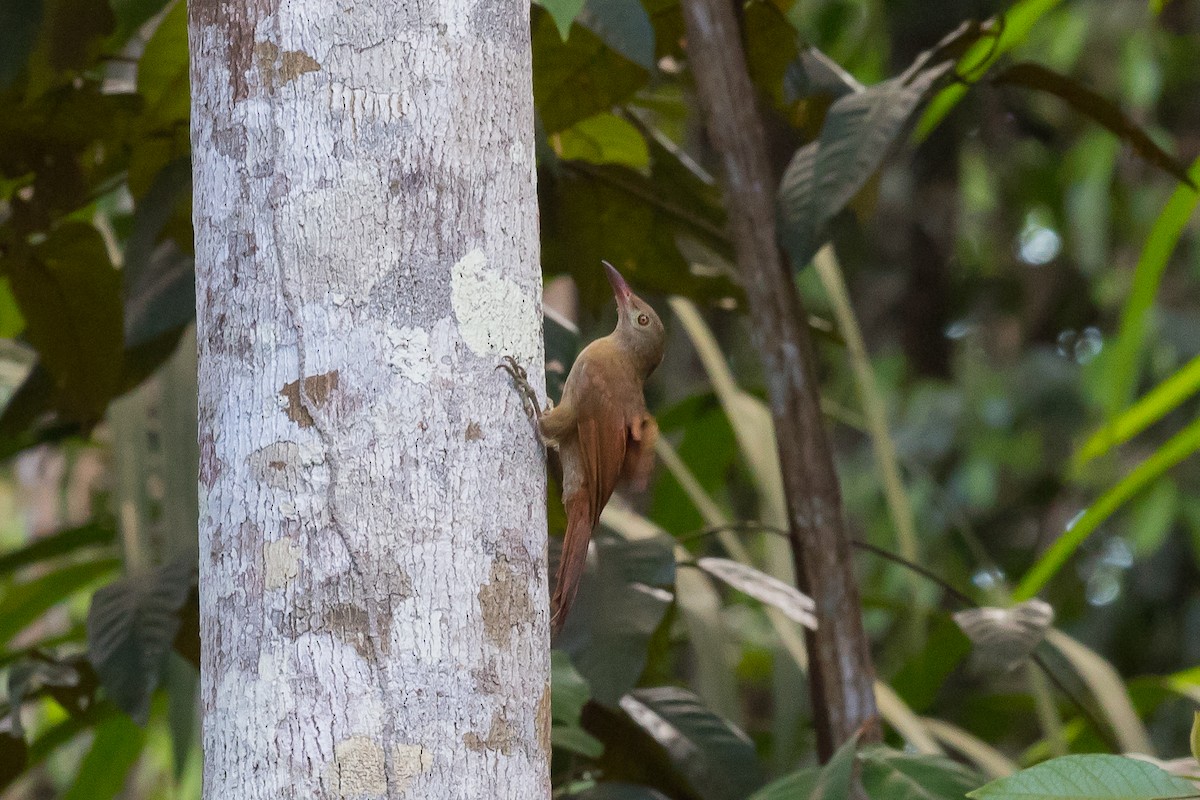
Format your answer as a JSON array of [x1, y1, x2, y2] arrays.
[[604, 261, 665, 377]]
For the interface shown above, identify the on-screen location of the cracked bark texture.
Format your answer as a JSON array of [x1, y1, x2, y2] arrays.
[[679, 0, 880, 762], [189, 1, 548, 797]]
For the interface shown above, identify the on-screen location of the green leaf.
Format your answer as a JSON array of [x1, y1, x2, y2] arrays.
[[914, 0, 1065, 141], [1015, 416, 1200, 600], [888, 615, 971, 714], [778, 63, 951, 268], [993, 62, 1193, 188], [109, 0, 174, 44], [24, 0, 115, 93], [578, 0, 656, 71], [1191, 712, 1200, 763], [695, 557, 817, 628], [860, 746, 983, 800], [534, 8, 649, 133], [0, 559, 120, 645], [552, 649, 592, 723], [0, 0, 42, 88], [1101, 156, 1200, 416], [808, 733, 860, 800], [554, 725, 605, 758], [619, 687, 766, 800], [164, 654, 198, 779], [122, 157, 195, 349], [1076, 353, 1200, 468], [540, 0, 587, 39], [557, 113, 651, 170], [0, 520, 117, 576], [747, 767, 820, 800], [966, 755, 1198, 800], [0, 278, 25, 337], [136, 0, 188, 131], [60, 713, 146, 800], [86, 557, 195, 724], [556, 533, 675, 705], [6, 222, 125, 421]]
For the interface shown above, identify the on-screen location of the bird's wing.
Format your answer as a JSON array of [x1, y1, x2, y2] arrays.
[[552, 360, 629, 635]]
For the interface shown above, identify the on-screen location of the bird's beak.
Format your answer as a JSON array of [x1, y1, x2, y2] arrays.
[[602, 260, 633, 312]]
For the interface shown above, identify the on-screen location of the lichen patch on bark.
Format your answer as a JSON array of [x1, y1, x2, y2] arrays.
[[263, 537, 302, 589], [450, 248, 540, 359], [465, 421, 483, 440], [391, 744, 434, 792], [478, 556, 533, 647], [279, 370, 340, 427], [329, 736, 387, 798], [254, 41, 321, 92]]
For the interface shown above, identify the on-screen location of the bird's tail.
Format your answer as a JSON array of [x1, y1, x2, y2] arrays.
[[551, 494, 594, 637]]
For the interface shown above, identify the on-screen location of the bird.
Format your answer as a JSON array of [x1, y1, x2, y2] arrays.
[[501, 261, 666, 636]]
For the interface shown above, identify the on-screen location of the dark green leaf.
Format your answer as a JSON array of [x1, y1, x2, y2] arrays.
[[553, 649, 592, 723], [859, 746, 982, 800], [966, 754, 1196, 800], [6, 223, 124, 421], [86, 557, 195, 724], [534, 8, 649, 133], [888, 616, 971, 712], [109, 0, 174, 47], [747, 767, 821, 800], [579, 0, 657, 71], [993, 62, 1195, 188], [122, 157, 195, 349], [0, 520, 116, 576], [0, 0, 43, 88], [164, 654, 198, 779], [60, 712, 146, 800], [556, 533, 675, 705], [554, 725, 605, 758], [542, 0, 587, 39], [619, 686, 766, 800], [778, 63, 952, 268], [0, 558, 120, 645], [136, 0, 188, 131], [557, 113, 651, 170], [24, 0, 115, 91]]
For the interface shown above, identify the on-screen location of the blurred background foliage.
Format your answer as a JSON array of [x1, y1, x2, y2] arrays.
[[1, 0, 1199, 797]]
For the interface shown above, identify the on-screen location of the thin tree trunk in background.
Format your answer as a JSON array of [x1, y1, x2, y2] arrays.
[[679, 0, 881, 760], [189, 1, 548, 796]]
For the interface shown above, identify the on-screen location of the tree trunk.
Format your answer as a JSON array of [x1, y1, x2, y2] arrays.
[[189, 1, 548, 797], [679, 0, 880, 760]]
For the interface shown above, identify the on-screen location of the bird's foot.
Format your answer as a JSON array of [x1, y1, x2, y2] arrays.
[[497, 356, 543, 425]]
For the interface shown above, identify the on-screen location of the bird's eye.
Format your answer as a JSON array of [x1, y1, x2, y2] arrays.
[[637, 313, 650, 326]]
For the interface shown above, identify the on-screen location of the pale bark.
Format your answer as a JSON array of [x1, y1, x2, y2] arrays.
[[189, 1, 548, 797]]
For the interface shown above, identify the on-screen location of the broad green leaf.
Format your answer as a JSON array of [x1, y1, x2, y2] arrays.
[[695, 557, 817, 628], [0, 0, 43, 88], [579, 0, 656, 71], [747, 767, 820, 800], [779, 64, 951, 268], [952, 599, 1054, 673], [1101, 156, 1200, 415], [889, 617, 971, 713], [60, 713, 145, 800], [1016, 416, 1200, 600], [86, 557, 195, 724], [109, 0, 174, 43], [0, 278, 24, 337], [136, 0, 188, 130], [966, 754, 1197, 800], [619, 687, 766, 800], [1076, 353, 1200, 468], [556, 533, 675, 705], [915, 0, 1064, 140], [533, 8, 648, 133], [6, 222, 124, 421], [557, 114, 650, 170], [122, 157, 195, 349], [554, 725, 605, 758], [920, 718, 1018, 779], [0, 559, 120, 645], [0, 520, 117, 576], [859, 746, 982, 800], [1191, 712, 1200, 763], [993, 62, 1193, 188], [540, 0, 587, 39], [552, 649, 592, 723], [808, 733, 860, 800]]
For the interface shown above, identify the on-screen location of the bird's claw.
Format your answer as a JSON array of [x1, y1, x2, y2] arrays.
[[497, 356, 542, 425]]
